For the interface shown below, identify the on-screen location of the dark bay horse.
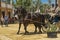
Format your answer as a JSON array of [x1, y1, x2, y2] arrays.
[[16, 6, 47, 34]]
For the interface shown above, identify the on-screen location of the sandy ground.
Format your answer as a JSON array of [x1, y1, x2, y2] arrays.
[[0, 24, 60, 40]]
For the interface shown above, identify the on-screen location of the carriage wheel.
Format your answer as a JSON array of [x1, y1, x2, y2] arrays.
[[41, 24, 50, 32], [41, 23, 59, 33]]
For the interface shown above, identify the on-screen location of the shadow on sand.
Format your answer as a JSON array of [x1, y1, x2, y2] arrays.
[[19, 32, 45, 35]]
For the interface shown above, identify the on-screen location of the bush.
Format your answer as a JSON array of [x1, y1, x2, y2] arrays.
[[47, 22, 57, 32]]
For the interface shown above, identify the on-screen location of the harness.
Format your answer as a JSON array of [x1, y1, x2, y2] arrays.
[[17, 7, 45, 24], [24, 12, 45, 24]]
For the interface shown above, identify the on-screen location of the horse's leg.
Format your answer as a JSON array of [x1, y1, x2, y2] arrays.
[[23, 22, 29, 34], [17, 23, 21, 34], [38, 25, 42, 33], [34, 23, 37, 33]]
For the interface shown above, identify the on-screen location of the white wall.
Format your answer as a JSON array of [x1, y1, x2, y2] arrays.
[[7, 4, 13, 9], [1, 2, 6, 8], [1, 0, 13, 9]]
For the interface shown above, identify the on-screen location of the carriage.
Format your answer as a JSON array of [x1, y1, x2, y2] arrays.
[[14, 6, 60, 34]]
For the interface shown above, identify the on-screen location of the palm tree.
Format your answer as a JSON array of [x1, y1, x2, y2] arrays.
[[32, 0, 41, 12], [55, 0, 57, 9], [48, 0, 51, 7], [37, 0, 41, 10]]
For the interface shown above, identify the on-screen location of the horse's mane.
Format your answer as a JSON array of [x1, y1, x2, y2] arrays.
[[17, 6, 27, 18]]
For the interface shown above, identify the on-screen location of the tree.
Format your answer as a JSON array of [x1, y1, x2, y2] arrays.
[[48, 0, 51, 7], [15, 0, 44, 13], [15, 0, 32, 12], [31, 0, 42, 12], [40, 4, 49, 13], [37, 0, 41, 9], [55, 0, 57, 9], [15, 0, 43, 12]]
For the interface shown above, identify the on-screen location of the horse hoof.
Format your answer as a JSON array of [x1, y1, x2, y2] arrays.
[[24, 31, 29, 35], [34, 31, 37, 33], [58, 31, 60, 33], [24, 33, 28, 35], [26, 31, 29, 33], [38, 31, 42, 34], [38, 32, 42, 34], [17, 32, 20, 35]]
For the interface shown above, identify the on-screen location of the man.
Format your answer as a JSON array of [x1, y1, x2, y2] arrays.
[[4, 15, 8, 27], [1, 16, 4, 27], [35, 9, 40, 13]]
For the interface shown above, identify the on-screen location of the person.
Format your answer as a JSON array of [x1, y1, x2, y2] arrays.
[[55, 4, 59, 12], [35, 9, 40, 13], [1, 16, 4, 27], [4, 15, 8, 27]]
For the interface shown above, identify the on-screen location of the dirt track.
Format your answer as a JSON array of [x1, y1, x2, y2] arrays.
[[0, 24, 60, 40]]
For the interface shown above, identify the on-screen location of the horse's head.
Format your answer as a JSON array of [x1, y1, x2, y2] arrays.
[[16, 6, 27, 18]]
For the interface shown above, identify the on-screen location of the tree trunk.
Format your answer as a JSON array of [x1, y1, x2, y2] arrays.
[[0, 0, 1, 22]]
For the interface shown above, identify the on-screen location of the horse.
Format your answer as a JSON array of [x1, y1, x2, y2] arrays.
[[15, 6, 48, 34]]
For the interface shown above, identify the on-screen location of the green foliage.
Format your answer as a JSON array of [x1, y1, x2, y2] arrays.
[[47, 22, 57, 32], [15, 0, 51, 13], [40, 4, 49, 13], [16, 0, 32, 12]]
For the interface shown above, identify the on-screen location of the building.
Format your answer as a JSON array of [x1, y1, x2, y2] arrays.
[[0, 0, 13, 18]]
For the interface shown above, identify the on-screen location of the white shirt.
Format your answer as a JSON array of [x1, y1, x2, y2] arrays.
[[48, 12, 56, 17], [35, 9, 40, 13], [15, 15, 18, 19]]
